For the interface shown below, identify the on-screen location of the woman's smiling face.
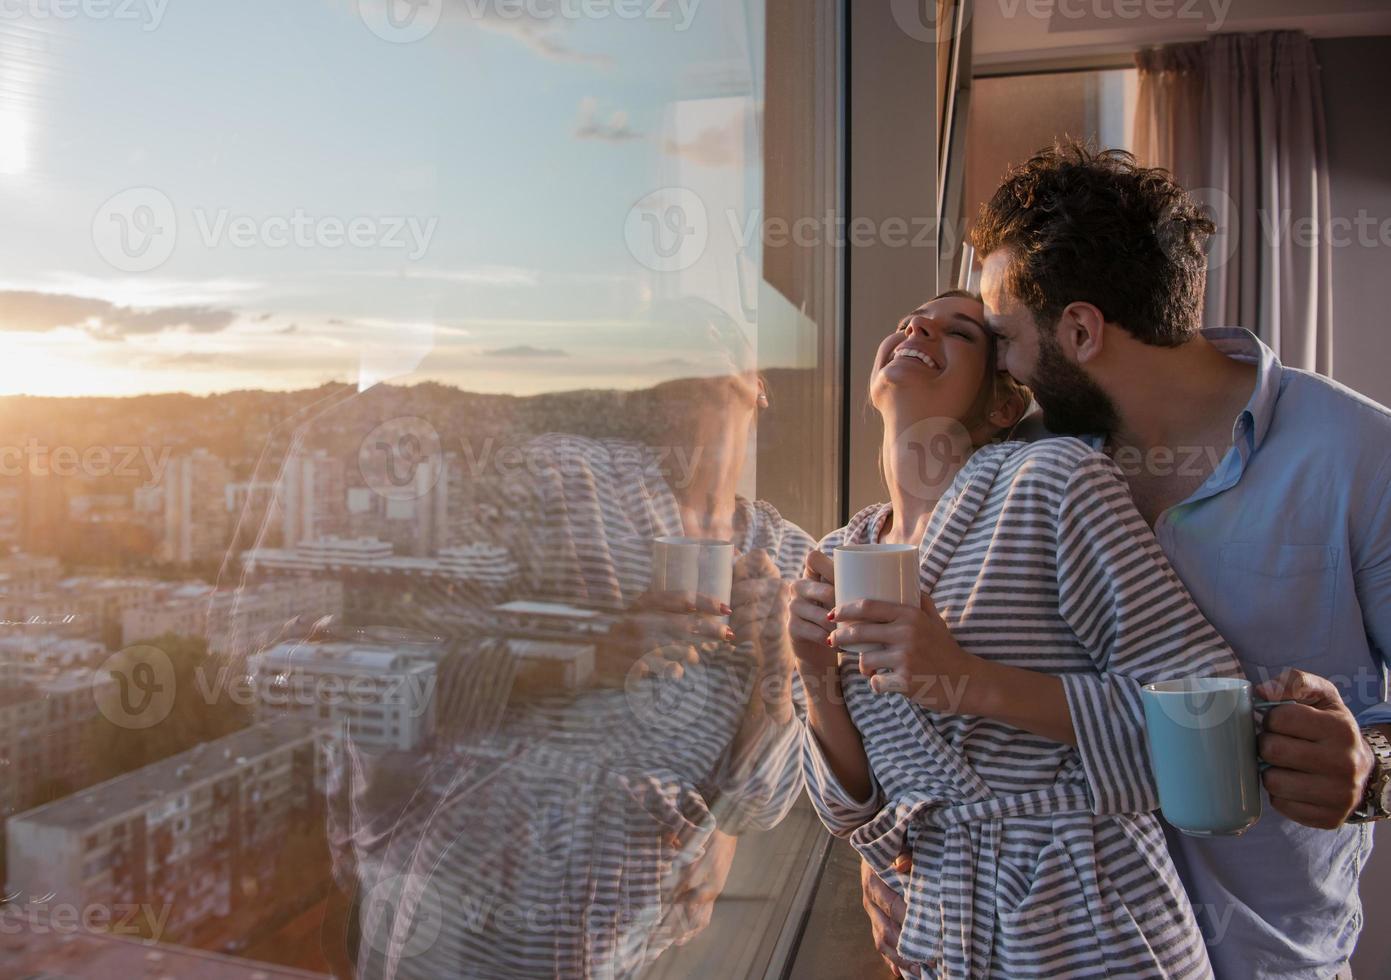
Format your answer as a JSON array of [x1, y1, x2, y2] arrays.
[[870, 294, 993, 423]]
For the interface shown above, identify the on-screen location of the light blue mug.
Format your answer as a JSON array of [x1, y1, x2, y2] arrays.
[[1140, 677, 1289, 837]]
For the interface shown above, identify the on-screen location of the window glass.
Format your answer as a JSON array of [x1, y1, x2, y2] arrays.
[[0, 1, 841, 976], [963, 68, 1137, 240]]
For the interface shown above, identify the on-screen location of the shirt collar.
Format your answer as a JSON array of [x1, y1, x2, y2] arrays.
[[1200, 327, 1282, 454], [1046, 327, 1282, 457]]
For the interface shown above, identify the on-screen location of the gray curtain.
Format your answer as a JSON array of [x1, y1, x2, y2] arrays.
[[1134, 32, 1332, 375]]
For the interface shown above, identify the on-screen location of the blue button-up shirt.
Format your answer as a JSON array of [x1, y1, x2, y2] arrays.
[[1109, 328, 1391, 979]]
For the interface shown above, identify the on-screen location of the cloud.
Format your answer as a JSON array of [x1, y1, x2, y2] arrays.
[[0, 290, 236, 340], [278, 324, 299, 334], [575, 96, 642, 142], [475, 14, 614, 69], [481, 344, 568, 358], [663, 109, 750, 167]]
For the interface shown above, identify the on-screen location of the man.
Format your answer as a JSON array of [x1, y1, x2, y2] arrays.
[[859, 142, 1391, 979]]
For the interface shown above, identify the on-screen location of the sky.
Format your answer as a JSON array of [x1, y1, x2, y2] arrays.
[[0, 0, 795, 397]]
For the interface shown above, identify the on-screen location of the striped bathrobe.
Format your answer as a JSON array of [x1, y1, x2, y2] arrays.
[[345, 433, 814, 979], [804, 437, 1239, 979]]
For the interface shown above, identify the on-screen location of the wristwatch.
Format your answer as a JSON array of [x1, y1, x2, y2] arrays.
[[1348, 729, 1391, 824]]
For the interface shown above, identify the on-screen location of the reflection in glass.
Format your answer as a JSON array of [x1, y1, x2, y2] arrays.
[[0, 0, 841, 976]]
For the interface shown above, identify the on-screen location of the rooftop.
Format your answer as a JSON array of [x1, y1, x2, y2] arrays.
[[8, 719, 323, 832]]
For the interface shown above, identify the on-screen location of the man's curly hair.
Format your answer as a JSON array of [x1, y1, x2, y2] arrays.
[[969, 139, 1215, 347]]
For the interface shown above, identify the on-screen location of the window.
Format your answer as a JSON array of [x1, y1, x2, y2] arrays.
[[2, 1, 844, 976], [950, 67, 1138, 283]]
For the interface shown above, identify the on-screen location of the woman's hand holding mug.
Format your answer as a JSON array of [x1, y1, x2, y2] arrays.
[[789, 550, 839, 672]]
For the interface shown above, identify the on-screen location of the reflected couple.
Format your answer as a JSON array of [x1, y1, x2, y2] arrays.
[[321, 298, 814, 979]]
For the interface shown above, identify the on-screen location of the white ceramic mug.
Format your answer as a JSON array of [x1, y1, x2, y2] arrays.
[[651, 536, 735, 608], [832, 543, 919, 655]]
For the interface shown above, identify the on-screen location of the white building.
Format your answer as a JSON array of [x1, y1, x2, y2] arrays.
[[249, 640, 437, 752], [0, 634, 105, 676]]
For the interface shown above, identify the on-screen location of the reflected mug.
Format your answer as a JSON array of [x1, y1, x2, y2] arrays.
[[1140, 677, 1288, 837], [832, 543, 919, 657], [651, 536, 735, 610]]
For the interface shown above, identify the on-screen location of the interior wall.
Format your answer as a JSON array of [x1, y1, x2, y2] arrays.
[[1316, 33, 1391, 980], [1318, 36, 1391, 408]]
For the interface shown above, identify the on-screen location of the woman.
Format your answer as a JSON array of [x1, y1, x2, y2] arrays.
[[791, 290, 1238, 978], [348, 297, 814, 979]]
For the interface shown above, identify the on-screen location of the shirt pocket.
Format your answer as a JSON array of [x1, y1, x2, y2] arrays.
[[1217, 542, 1338, 670]]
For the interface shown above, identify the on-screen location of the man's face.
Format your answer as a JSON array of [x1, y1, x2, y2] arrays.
[[980, 250, 1119, 438]]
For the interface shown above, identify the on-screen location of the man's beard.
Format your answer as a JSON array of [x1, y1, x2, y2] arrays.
[[1029, 328, 1120, 437]]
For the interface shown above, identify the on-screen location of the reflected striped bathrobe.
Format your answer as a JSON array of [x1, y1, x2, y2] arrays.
[[349, 433, 814, 979], [804, 438, 1239, 979]]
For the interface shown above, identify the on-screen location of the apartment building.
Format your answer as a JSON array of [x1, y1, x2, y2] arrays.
[[121, 578, 344, 656], [0, 665, 113, 821], [161, 450, 232, 565], [5, 720, 326, 943], [249, 640, 436, 752]]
